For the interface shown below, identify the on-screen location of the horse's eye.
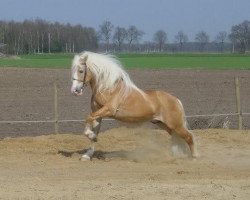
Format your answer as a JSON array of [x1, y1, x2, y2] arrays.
[[79, 70, 84, 73]]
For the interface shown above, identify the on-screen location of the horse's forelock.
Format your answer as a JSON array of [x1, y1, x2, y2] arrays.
[[71, 54, 80, 73]]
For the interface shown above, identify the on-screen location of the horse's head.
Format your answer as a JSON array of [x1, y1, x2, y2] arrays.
[[70, 54, 90, 96], [71, 51, 135, 97]]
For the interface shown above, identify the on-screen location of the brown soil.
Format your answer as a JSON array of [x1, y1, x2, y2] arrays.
[[0, 128, 250, 199], [0, 68, 250, 138]]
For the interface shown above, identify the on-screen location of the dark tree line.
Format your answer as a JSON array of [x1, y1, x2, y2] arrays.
[[1, 19, 250, 54], [0, 19, 98, 54]]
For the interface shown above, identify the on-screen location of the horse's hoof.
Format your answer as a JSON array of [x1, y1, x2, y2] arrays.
[[81, 154, 91, 161], [80, 148, 94, 161], [192, 154, 200, 161], [192, 157, 197, 161]]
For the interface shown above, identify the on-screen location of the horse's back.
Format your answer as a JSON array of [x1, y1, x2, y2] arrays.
[[145, 89, 180, 106]]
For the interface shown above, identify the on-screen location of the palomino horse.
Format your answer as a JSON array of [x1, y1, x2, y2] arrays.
[[71, 51, 198, 160]]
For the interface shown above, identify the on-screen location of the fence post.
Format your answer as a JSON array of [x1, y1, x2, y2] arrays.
[[235, 77, 243, 130], [54, 82, 59, 134]]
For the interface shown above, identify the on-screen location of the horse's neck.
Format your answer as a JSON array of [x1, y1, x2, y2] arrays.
[[90, 79, 126, 103], [89, 78, 97, 92], [89, 76, 104, 94], [89, 77, 123, 93]]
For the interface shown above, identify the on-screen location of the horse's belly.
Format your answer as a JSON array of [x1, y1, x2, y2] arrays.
[[113, 108, 154, 123], [113, 115, 152, 123]]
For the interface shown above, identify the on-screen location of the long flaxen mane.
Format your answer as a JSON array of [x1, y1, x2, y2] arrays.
[[73, 51, 141, 96]]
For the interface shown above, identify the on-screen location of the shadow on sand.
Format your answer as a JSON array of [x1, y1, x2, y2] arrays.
[[58, 149, 131, 160]]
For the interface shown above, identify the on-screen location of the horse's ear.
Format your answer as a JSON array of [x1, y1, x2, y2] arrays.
[[80, 55, 88, 65]]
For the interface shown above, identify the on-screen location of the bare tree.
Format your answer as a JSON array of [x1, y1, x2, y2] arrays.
[[154, 30, 167, 52], [126, 25, 144, 51], [98, 20, 114, 52], [175, 31, 188, 52], [36, 19, 47, 53], [0, 19, 98, 54], [0, 26, 4, 45], [229, 20, 250, 53], [195, 31, 209, 52], [113, 27, 127, 52], [215, 31, 227, 52], [142, 41, 156, 52]]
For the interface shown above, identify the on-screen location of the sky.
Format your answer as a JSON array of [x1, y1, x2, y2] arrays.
[[1, 0, 250, 42]]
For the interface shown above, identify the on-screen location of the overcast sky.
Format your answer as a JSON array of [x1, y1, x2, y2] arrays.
[[1, 0, 250, 42]]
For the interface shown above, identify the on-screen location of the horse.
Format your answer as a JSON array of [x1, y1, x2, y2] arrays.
[[70, 51, 198, 160]]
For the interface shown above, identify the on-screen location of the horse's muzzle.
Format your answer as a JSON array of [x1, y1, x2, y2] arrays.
[[73, 88, 83, 96], [71, 85, 83, 96]]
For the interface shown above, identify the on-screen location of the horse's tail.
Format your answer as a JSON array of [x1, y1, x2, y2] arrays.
[[171, 100, 199, 158]]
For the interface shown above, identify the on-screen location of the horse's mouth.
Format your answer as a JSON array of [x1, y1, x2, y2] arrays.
[[73, 89, 83, 96]]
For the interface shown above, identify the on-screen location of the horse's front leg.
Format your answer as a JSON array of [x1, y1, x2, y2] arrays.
[[82, 119, 102, 160], [84, 106, 111, 141], [82, 106, 111, 161], [83, 100, 105, 141], [92, 117, 102, 135], [91, 101, 103, 136]]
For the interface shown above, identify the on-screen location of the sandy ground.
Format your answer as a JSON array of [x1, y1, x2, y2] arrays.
[[0, 128, 250, 200]]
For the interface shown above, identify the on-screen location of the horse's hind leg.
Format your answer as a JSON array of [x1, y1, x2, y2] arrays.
[[172, 126, 198, 158], [156, 93, 198, 158], [152, 119, 197, 158], [151, 119, 172, 134]]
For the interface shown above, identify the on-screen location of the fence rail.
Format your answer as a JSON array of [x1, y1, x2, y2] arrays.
[[0, 112, 249, 124]]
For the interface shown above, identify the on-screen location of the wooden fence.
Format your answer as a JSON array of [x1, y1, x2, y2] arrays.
[[0, 77, 249, 132]]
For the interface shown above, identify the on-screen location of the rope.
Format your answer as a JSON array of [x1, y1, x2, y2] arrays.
[[0, 113, 249, 124], [186, 112, 250, 118], [0, 120, 55, 124]]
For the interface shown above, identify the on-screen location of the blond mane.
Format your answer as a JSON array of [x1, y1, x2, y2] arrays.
[[73, 51, 141, 96]]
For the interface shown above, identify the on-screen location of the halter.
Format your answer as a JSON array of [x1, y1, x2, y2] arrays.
[[72, 65, 88, 89]]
